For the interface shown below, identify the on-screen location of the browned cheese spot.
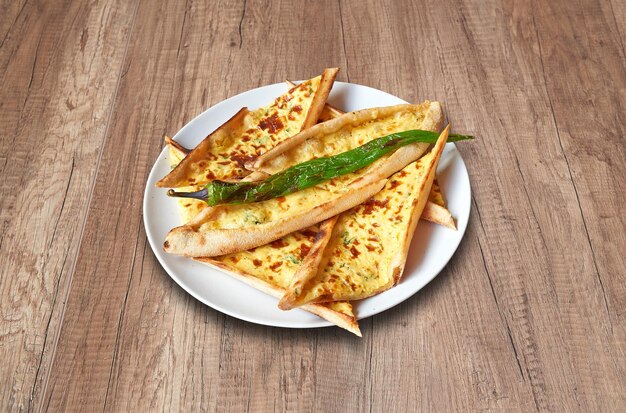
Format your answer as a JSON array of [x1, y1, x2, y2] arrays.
[[259, 113, 284, 134], [360, 198, 390, 215], [300, 229, 317, 239], [388, 180, 401, 190], [270, 239, 289, 248], [230, 153, 256, 169], [349, 246, 360, 258], [299, 244, 311, 259]]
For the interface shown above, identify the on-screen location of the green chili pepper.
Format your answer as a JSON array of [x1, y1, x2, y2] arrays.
[[167, 129, 473, 206]]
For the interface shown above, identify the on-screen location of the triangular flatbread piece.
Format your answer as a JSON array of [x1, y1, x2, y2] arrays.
[[165, 118, 360, 335], [279, 127, 450, 308], [164, 104, 445, 257], [297, 96, 455, 230], [194, 224, 361, 336], [157, 68, 338, 188]]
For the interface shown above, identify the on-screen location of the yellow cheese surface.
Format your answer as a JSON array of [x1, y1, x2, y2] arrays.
[[180, 76, 322, 186], [260, 102, 434, 174], [294, 152, 436, 302], [167, 145, 356, 322]]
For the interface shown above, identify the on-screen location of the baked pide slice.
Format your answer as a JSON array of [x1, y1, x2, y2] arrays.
[[422, 179, 456, 229], [248, 102, 442, 174], [165, 138, 455, 230], [293, 96, 455, 230], [165, 143, 361, 335], [164, 104, 445, 257], [157, 68, 338, 188], [278, 127, 449, 308], [193, 224, 361, 336]]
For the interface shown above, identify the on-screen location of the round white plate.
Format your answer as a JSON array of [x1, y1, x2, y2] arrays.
[[143, 81, 471, 329]]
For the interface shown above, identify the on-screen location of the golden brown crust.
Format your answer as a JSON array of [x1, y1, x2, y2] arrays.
[[248, 102, 443, 173], [157, 108, 250, 187], [318, 103, 345, 122], [388, 126, 450, 285], [421, 201, 456, 229], [193, 257, 361, 336], [163, 178, 388, 257], [278, 216, 339, 310], [165, 136, 190, 155], [299, 68, 339, 130], [285, 79, 344, 123]]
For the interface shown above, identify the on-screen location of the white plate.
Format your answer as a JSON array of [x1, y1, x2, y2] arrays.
[[143, 82, 471, 329]]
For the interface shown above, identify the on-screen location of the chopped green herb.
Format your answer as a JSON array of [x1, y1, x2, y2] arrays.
[[341, 230, 355, 246], [284, 254, 301, 265]]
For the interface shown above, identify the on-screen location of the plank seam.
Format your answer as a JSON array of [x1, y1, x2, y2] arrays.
[[238, 0, 247, 49], [28, 155, 75, 410], [0, 0, 29, 51], [102, 222, 143, 411], [472, 197, 527, 384], [176, 0, 190, 59]]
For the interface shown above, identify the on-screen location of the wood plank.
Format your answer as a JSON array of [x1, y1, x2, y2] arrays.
[[42, 0, 356, 411], [0, 1, 137, 411], [38, 0, 186, 409], [338, 1, 535, 410], [533, 0, 626, 320], [340, 0, 625, 410]]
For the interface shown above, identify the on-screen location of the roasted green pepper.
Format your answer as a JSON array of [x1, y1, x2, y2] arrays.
[[168, 129, 472, 205]]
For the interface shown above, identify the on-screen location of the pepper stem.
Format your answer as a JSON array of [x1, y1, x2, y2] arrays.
[[167, 187, 208, 201]]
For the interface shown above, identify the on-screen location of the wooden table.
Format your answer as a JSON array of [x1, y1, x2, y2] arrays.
[[1, 0, 624, 411]]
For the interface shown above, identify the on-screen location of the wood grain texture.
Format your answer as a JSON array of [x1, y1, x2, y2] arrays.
[[0, 0, 137, 411], [0, 0, 624, 411]]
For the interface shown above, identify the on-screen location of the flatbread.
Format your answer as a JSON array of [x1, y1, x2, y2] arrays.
[[157, 68, 338, 188], [279, 127, 449, 308], [164, 104, 445, 257], [166, 144, 361, 335]]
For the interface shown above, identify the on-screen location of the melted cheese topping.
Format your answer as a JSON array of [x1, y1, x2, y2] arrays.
[[429, 179, 445, 207], [184, 76, 322, 185], [168, 138, 355, 321], [296, 152, 436, 302], [197, 173, 356, 231], [261, 102, 433, 174], [168, 145, 207, 224], [218, 227, 318, 287]]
